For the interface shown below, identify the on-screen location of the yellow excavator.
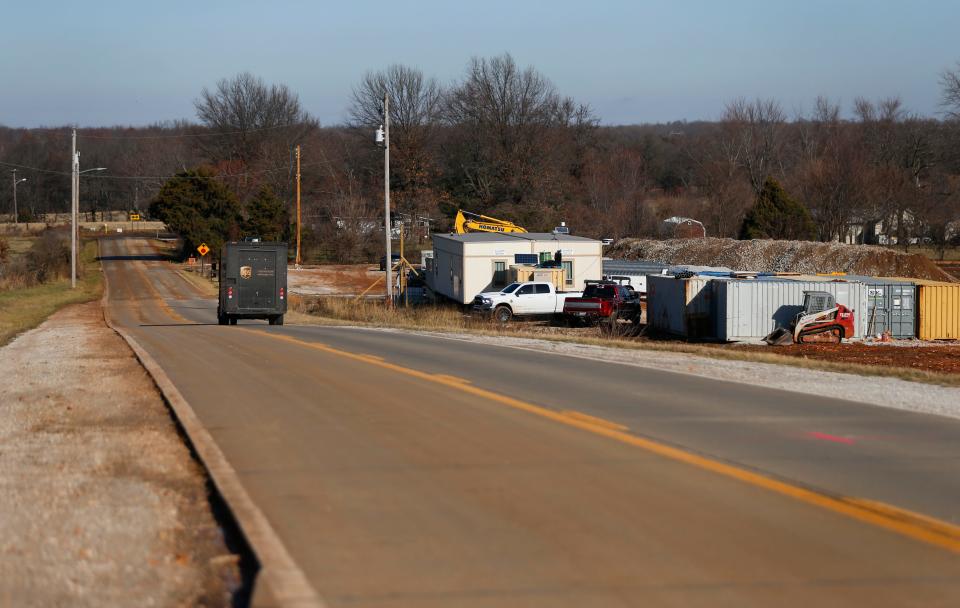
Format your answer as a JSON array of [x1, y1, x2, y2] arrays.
[[454, 210, 527, 234]]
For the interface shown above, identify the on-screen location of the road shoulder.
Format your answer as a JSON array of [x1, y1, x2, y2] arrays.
[[0, 301, 243, 606]]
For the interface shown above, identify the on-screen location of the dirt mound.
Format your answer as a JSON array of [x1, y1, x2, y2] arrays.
[[608, 238, 955, 281]]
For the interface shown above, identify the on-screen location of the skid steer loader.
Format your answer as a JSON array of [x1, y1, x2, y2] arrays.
[[764, 291, 856, 346]]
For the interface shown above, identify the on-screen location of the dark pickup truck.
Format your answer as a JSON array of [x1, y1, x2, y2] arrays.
[[562, 280, 641, 325]]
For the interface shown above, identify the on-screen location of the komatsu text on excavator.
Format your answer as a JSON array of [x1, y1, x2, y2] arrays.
[[454, 210, 527, 235]]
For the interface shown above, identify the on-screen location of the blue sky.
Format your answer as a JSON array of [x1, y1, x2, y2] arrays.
[[1, 0, 957, 127]]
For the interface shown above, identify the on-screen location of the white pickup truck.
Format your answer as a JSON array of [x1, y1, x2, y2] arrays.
[[472, 281, 583, 322]]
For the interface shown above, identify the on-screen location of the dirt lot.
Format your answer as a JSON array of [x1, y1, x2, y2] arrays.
[[288, 264, 382, 295], [0, 302, 244, 606], [729, 341, 960, 375]]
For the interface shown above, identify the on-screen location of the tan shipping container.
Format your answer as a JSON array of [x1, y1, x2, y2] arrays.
[[917, 280, 960, 340], [509, 265, 567, 291]]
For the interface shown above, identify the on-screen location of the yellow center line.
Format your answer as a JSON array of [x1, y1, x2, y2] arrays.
[[433, 374, 472, 384], [561, 410, 629, 432], [242, 328, 960, 554]]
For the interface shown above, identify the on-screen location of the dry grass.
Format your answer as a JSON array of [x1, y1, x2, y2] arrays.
[[5, 236, 35, 260], [176, 267, 218, 296], [0, 240, 103, 347], [293, 295, 506, 332], [291, 294, 960, 388]]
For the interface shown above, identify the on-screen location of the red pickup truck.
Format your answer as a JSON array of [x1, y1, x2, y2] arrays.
[[562, 281, 641, 326]]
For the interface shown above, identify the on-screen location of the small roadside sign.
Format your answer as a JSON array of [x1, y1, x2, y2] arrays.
[[197, 243, 210, 256], [187, 257, 197, 266], [130, 213, 141, 221]]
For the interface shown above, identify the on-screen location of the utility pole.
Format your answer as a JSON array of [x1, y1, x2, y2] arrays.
[[71, 129, 78, 289], [11, 170, 18, 224], [383, 93, 393, 305], [400, 223, 408, 307], [295, 144, 302, 268]]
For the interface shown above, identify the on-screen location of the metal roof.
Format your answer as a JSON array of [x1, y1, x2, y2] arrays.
[[602, 260, 669, 274], [433, 232, 600, 244]]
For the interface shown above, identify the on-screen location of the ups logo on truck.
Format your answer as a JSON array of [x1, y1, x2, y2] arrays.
[[240, 266, 253, 279]]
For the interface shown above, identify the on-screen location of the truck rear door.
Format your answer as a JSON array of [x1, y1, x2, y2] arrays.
[[533, 283, 556, 312], [238, 249, 277, 310]]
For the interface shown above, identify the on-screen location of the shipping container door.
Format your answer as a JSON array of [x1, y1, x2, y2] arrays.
[[889, 285, 915, 338], [865, 286, 886, 336], [238, 249, 276, 309]]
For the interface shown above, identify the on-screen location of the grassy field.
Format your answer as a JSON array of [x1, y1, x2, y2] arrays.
[[5, 236, 35, 261], [0, 240, 103, 347]]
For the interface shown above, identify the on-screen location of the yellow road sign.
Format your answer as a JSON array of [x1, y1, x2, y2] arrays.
[[197, 243, 210, 256], [130, 213, 141, 221]]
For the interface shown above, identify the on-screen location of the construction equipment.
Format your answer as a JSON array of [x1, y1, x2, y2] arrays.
[[454, 210, 527, 234], [763, 291, 856, 345]]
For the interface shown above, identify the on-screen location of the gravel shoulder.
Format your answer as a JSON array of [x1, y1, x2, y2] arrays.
[[343, 325, 960, 421], [0, 301, 242, 607]]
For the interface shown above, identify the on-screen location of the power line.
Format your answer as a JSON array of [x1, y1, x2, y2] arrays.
[[2, 123, 316, 140], [0, 155, 350, 181], [78, 123, 316, 140]]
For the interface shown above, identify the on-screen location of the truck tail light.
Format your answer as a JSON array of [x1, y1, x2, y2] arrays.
[[227, 286, 233, 299], [279, 287, 285, 300]]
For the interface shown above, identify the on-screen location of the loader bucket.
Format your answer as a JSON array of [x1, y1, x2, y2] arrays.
[[763, 327, 794, 346]]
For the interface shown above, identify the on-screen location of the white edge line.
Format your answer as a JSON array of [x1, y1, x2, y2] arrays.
[[98, 239, 326, 608]]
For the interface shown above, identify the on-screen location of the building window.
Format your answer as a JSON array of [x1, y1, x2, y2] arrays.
[[562, 260, 573, 285], [492, 261, 507, 287], [539, 251, 553, 264]]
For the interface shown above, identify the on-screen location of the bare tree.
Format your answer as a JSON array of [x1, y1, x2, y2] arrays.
[[194, 72, 317, 201], [348, 65, 445, 228], [349, 65, 442, 146], [721, 98, 786, 194], [443, 53, 595, 211], [940, 62, 960, 120]]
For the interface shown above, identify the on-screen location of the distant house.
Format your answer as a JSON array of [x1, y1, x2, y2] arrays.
[[841, 211, 917, 245], [660, 216, 706, 239]]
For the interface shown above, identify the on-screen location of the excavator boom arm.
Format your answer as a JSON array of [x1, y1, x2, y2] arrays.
[[454, 210, 528, 234]]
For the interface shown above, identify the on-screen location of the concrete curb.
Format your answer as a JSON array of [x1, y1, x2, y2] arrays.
[[98, 242, 325, 608]]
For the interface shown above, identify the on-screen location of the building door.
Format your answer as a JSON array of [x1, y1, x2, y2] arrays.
[[493, 261, 507, 288], [561, 261, 573, 288]]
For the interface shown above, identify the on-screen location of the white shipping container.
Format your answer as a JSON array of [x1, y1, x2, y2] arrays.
[[713, 279, 868, 341], [646, 275, 716, 338]]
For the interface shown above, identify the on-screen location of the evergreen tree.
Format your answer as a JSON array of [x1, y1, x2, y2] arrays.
[[244, 185, 289, 242], [739, 177, 815, 240], [149, 167, 242, 258]]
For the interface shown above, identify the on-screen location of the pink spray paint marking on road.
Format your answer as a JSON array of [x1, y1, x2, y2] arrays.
[[806, 431, 857, 445]]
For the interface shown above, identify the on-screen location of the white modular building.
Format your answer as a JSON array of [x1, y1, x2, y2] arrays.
[[426, 233, 603, 304]]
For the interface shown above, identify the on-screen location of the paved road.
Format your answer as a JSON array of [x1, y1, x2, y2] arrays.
[[100, 237, 960, 607]]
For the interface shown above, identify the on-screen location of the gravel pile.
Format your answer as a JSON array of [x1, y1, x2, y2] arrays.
[[607, 238, 955, 281]]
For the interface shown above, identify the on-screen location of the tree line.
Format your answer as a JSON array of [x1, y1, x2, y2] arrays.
[[2, 55, 960, 261]]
